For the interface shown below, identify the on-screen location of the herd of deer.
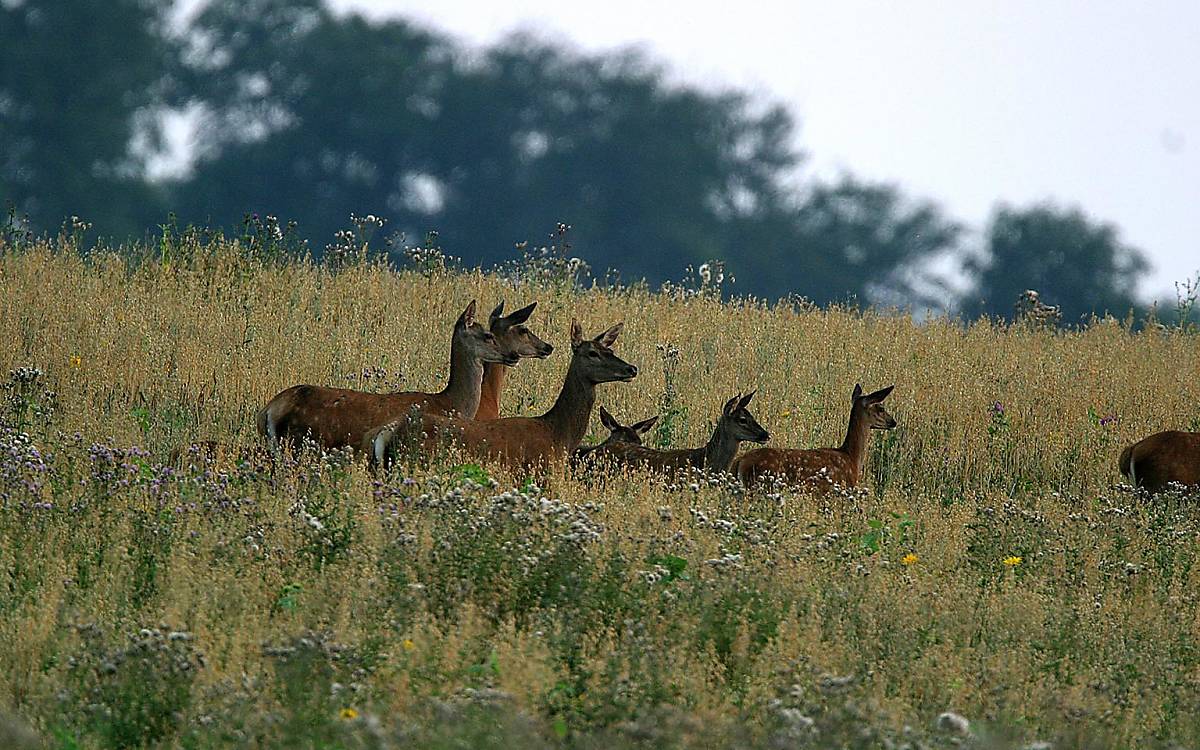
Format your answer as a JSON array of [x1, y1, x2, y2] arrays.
[[251, 300, 1200, 495]]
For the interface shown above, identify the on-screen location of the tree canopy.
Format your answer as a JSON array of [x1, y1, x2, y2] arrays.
[[0, 0, 1154, 318]]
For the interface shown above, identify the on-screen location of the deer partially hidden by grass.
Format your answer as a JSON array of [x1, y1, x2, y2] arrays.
[[585, 393, 768, 475], [570, 406, 658, 468], [1119, 431, 1200, 495], [368, 321, 637, 471], [733, 384, 896, 493], [475, 301, 554, 419], [258, 300, 517, 453]]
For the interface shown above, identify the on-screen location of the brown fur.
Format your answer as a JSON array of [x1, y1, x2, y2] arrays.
[[370, 321, 637, 471], [1118, 430, 1200, 495], [475, 301, 554, 420], [734, 384, 896, 493], [588, 392, 769, 474], [571, 406, 658, 467], [257, 301, 515, 453]]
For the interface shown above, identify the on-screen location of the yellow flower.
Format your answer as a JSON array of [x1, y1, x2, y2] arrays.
[[69, 355, 82, 369], [1002, 556, 1022, 567], [402, 638, 415, 652], [901, 553, 918, 566], [339, 707, 358, 720]]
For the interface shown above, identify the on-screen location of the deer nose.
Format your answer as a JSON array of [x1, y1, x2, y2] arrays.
[[542, 343, 554, 355], [627, 365, 638, 377]]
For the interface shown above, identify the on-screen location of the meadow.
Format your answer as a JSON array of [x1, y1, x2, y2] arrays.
[[1, 224, 1199, 749]]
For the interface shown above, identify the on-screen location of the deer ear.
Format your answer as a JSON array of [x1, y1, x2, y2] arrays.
[[595, 322, 623, 347], [599, 406, 618, 431], [633, 415, 659, 434], [570, 319, 584, 346], [489, 300, 505, 326], [457, 300, 477, 329], [865, 384, 895, 404], [737, 390, 756, 410], [852, 383, 863, 401], [506, 302, 537, 325], [723, 394, 740, 416]]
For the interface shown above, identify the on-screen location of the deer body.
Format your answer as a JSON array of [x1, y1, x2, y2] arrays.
[[733, 384, 896, 493], [258, 301, 515, 453], [1119, 431, 1200, 494], [590, 393, 769, 474], [474, 301, 554, 420], [370, 321, 637, 471]]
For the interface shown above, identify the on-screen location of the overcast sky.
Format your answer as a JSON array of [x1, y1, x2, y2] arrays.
[[323, 0, 1200, 299]]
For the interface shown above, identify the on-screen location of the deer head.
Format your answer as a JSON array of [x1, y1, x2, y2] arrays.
[[570, 320, 638, 383], [852, 384, 897, 429], [456, 300, 518, 365], [488, 300, 553, 362], [721, 391, 770, 443], [597, 405, 658, 447]]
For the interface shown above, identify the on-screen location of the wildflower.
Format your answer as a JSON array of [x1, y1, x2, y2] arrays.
[[991, 401, 1004, 415], [69, 355, 82, 369], [402, 638, 415, 652], [780, 409, 792, 418], [1002, 555, 1022, 567], [339, 707, 358, 720], [901, 553, 918, 566]]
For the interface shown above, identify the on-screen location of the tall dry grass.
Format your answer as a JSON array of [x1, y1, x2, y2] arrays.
[[1, 233, 1199, 748]]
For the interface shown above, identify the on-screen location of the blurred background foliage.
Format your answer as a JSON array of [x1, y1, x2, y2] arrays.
[[1, 0, 1184, 322]]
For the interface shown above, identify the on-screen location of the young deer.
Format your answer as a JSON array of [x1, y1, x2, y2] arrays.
[[590, 392, 769, 474], [257, 300, 516, 453], [1119, 431, 1200, 495], [570, 405, 659, 466], [733, 384, 896, 493], [474, 300, 554, 420], [369, 320, 637, 471]]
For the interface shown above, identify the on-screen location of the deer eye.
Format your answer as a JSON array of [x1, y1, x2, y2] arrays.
[[587, 350, 600, 358]]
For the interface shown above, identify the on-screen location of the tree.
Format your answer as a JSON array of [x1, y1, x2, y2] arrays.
[[178, 8, 805, 287], [964, 203, 1150, 323], [0, 0, 178, 236], [729, 177, 965, 308]]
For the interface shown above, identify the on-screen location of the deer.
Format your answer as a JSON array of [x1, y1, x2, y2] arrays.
[[474, 300, 554, 420], [732, 384, 896, 493], [368, 320, 637, 471], [257, 300, 517, 453], [570, 405, 659, 467], [1118, 430, 1200, 495], [586, 392, 769, 475]]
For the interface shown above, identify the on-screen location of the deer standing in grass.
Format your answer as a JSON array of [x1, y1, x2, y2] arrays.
[[570, 406, 659, 467], [475, 301, 554, 419], [368, 321, 637, 471], [733, 384, 896, 492], [1119, 431, 1200, 495], [588, 393, 769, 474], [258, 300, 517, 453]]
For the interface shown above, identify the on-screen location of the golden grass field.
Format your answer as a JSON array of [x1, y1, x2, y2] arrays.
[[1, 232, 1199, 748]]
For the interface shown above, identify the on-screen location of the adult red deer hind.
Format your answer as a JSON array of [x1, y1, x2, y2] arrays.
[[733, 384, 896, 493], [1119, 431, 1200, 495], [475, 301, 554, 420], [258, 300, 516, 453], [587, 392, 769, 474], [369, 320, 637, 471]]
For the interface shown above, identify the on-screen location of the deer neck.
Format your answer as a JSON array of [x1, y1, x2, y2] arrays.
[[702, 417, 740, 471], [541, 358, 596, 451], [838, 406, 871, 482], [476, 363, 505, 419], [439, 336, 484, 417]]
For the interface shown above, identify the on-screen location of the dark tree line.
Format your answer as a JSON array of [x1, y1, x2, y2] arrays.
[[0, 0, 1152, 320]]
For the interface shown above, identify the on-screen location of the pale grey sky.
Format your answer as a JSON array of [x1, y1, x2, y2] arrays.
[[327, 0, 1200, 299]]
